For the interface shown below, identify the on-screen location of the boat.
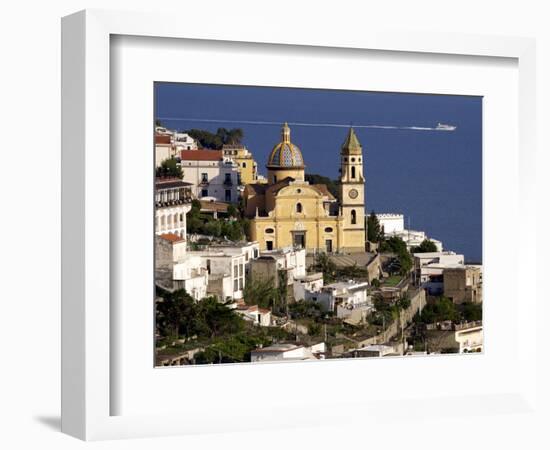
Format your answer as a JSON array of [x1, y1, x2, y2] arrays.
[[436, 122, 457, 131]]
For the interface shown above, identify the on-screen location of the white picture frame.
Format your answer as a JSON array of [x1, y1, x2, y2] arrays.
[[61, 9, 538, 441]]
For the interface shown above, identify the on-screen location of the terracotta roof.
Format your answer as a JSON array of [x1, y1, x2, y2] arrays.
[[159, 233, 184, 243], [199, 200, 229, 213], [180, 150, 223, 161], [155, 178, 193, 190], [155, 134, 172, 145]]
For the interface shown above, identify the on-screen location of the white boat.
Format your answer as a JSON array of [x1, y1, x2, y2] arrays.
[[436, 122, 457, 131]]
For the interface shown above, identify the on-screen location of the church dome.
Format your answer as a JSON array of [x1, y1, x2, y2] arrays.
[[267, 123, 304, 168]]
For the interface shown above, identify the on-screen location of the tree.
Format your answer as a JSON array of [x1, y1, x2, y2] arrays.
[[416, 297, 459, 324], [185, 128, 245, 149], [367, 210, 382, 243], [156, 157, 183, 178], [311, 253, 337, 284], [411, 239, 438, 253], [304, 174, 339, 198], [380, 236, 413, 276], [289, 300, 322, 320], [155, 288, 197, 339], [194, 297, 245, 338], [459, 302, 483, 322], [243, 277, 278, 309], [227, 204, 238, 218]]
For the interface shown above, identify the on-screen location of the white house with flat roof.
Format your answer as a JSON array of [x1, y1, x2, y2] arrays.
[[376, 213, 443, 252], [293, 272, 324, 302], [413, 251, 465, 295], [305, 280, 370, 314], [250, 342, 326, 362]]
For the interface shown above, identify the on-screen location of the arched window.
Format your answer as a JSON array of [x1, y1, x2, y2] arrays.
[[351, 166, 356, 179], [160, 216, 165, 230], [351, 209, 357, 224], [296, 203, 303, 213], [242, 162, 247, 168], [173, 213, 179, 225], [324, 227, 333, 233]]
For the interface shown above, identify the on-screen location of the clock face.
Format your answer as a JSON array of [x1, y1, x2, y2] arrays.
[[348, 189, 359, 199]]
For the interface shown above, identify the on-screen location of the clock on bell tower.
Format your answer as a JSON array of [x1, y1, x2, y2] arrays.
[[338, 127, 366, 252]]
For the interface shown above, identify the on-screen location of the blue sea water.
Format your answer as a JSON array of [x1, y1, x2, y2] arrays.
[[155, 83, 482, 263]]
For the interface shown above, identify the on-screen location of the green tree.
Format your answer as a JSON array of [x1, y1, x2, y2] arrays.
[[460, 302, 483, 322], [304, 174, 339, 198], [380, 236, 413, 276], [311, 253, 337, 284], [194, 297, 245, 338], [155, 288, 196, 339], [367, 210, 382, 243], [156, 157, 183, 178], [411, 239, 438, 253], [227, 204, 239, 218], [417, 296, 459, 324], [243, 277, 278, 309], [288, 300, 322, 320]]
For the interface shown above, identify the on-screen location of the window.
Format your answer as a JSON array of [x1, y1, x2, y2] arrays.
[[201, 189, 208, 197], [224, 173, 231, 183], [273, 175, 277, 183], [201, 173, 208, 183], [351, 166, 356, 179], [324, 227, 333, 233], [266, 241, 273, 251], [225, 189, 231, 202], [296, 203, 303, 213], [351, 209, 357, 224], [242, 162, 247, 168], [265, 228, 274, 234], [351, 157, 355, 162]]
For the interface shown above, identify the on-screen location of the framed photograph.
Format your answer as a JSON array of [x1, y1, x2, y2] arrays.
[[62, 9, 538, 441]]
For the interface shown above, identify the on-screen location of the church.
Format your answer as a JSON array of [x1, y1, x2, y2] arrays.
[[243, 123, 366, 253]]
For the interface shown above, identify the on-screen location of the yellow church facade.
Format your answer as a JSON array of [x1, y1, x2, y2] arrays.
[[243, 123, 366, 254]]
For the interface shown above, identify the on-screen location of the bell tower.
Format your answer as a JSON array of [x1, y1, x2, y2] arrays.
[[338, 127, 366, 252]]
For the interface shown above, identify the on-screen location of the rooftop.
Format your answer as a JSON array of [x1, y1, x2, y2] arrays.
[[180, 149, 223, 161], [159, 233, 184, 243]]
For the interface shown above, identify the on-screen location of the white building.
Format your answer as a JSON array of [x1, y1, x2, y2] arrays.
[[156, 234, 209, 301], [413, 251, 465, 295], [293, 272, 324, 302], [347, 344, 398, 358], [155, 178, 193, 237], [376, 213, 443, 252], [179, 150, 241, 203], [235, 302, 272, 327], [209, 241, 260, 276], [187, 250, 247, 301], [305, 280, 370, 314], [250, 342, 326, 362], [377, 213, 405, 234], [455, 322, 483, 353], [155, 133, 177, 167], [173, 132, 198, 151]]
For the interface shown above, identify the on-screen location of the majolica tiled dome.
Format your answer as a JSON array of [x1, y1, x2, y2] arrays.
[[267, 123, 304, 168]]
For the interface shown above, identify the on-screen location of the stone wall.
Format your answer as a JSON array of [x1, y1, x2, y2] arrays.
[[355, 288, 427, 348]]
